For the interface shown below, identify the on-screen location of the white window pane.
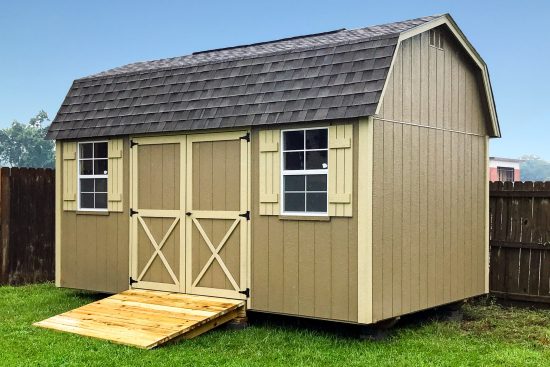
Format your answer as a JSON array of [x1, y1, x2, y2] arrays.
[[284, 152, 304, 170], [95, 193, 107, 209], [80, 160, 93, 175], [284, 193, 305, 212], [284, 175, 305, 191], [306, 129, 327, 149], [283, 130, 304, 150], [94, 159, 108, 175], [305, 150, 327, 170], [94, 142, 108, 158], [306, 193, 327, 212], [80, 143, 93, 159], [306, 175, 327, 191], [80, 193, 94, 209], [80, 178, 94, 192]]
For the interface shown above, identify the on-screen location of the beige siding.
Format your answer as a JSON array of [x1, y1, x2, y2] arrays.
[[59, 139, 130, 293], [251, 122, 358, 322], [379, 28, 490, 135], [371, 28, 490, 321]]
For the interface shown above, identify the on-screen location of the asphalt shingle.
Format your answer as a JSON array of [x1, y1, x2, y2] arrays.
[[47, 15, 440, 139]]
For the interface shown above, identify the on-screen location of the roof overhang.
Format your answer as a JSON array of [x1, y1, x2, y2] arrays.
[[375, 14, 501, 138]]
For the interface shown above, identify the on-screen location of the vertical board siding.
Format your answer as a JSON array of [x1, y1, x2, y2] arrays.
[[379, 29, 491, 135], [490, 182, 550, 304], [371, 28, 490, 321], [0, 167, 55, 285], [251, 123, 358, 322], [59, 139, 130, 293]]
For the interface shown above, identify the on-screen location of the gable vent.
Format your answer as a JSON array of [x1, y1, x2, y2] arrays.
[[429, 29, 444, 50]]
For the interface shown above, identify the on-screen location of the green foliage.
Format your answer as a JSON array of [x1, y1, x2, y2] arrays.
[[1, 283, 549, 366], [0, 110, 54, 168], [520, 155, 550, 181]]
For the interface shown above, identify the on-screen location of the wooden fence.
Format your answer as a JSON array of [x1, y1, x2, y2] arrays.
[[490, 181, 550, 303], [0, 167, 55, 285]]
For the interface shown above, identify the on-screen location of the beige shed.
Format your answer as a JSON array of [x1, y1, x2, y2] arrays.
[[47, 14, 500, 326]]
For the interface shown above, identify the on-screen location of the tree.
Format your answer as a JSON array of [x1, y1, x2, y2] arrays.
[[520, 155, 550, 181], [0, 110, 55, 168]]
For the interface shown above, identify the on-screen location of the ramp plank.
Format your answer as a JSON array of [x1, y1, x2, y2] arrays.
[[34, 289, 245, 349]]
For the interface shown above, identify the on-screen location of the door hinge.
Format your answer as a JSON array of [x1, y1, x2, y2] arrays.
[[240, 132, 250, 142], [129, 277, 138, 285], [130, 208, 139, 217], [239, 211, 250, 220], [238, 288, 250, 298], [130, 139, 138, 148]]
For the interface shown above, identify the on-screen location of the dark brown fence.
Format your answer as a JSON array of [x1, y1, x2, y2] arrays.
[[490, 181, 550, 303], [0, 167, 55, 285]]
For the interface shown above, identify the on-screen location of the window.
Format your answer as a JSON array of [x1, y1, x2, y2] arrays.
[[429, 29, 444, 50], [78, 141, 108, 210], [497, 166, 515, 182], [281, 128, 328, 215]]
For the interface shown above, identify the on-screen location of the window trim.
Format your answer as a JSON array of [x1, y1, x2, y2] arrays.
[[77, 140, 109, 212], [280, 127, 329, 217], [497, 166, 515, 182]]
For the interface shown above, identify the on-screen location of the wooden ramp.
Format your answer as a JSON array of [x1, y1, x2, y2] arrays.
[[33, 289, 245, 349]]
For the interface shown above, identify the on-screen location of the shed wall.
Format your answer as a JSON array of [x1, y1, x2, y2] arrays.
[[58, 139, 130, 293], [250, 123, 359, 323], [371, 28, 489, 322]]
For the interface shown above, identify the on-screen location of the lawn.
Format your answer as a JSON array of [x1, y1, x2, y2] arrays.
[[1, 283, 549, 367]]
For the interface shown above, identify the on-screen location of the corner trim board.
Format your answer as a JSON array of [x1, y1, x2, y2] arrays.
[[55, 141, 62, 287], [357, 117, 373, 324]]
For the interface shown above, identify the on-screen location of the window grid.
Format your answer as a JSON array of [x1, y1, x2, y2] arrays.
[[78, 141, 108, 211], [281, 128, 328, 216]]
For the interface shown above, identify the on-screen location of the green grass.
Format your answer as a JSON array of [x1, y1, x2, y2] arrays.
[[1, 283, 550, 367]]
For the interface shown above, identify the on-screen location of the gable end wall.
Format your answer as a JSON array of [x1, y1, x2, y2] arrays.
[[370, 28, 489, 321]]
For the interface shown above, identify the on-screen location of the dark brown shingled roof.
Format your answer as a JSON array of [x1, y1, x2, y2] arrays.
[[47, 15, 441, 140]]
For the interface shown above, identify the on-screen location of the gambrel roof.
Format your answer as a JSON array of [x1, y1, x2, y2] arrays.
[[47, 14, 499, 140]]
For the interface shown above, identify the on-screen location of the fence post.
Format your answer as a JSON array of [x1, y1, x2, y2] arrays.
[[0, 167, 10, 284]]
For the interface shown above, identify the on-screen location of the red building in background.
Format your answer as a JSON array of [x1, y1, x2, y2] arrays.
[[489, 157, 522, 182]]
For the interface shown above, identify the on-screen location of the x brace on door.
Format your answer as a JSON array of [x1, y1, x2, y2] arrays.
[[191, 217, 241, 291], [137, 216, 180, 285]]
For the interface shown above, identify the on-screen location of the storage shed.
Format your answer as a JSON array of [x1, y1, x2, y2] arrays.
[[47, 14, 500, 325]]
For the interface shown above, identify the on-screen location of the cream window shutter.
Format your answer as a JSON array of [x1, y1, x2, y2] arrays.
[[328, 123, 353, 217], [259, 129, 280, 215], [62, 142, 77, 211], [107, 138, 124, 212]]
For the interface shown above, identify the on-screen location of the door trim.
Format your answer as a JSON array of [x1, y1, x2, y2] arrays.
[[129, 135, 187, 293]]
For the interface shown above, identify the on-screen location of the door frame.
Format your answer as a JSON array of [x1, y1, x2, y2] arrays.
[[129, 135, 187, 293], [185, 131, 251, 300]]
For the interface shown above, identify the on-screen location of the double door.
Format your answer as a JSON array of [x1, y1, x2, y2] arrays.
[[129, 132, 249, 300]]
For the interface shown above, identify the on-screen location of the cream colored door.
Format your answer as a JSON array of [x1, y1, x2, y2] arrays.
[[185, 131, 250, 300], [130, 136, 186, 292]]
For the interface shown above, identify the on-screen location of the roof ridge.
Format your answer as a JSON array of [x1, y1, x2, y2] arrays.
[[192, 28, 347, 55]]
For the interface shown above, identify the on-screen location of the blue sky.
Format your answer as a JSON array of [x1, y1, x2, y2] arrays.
[[1, 1, 548, 159]]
